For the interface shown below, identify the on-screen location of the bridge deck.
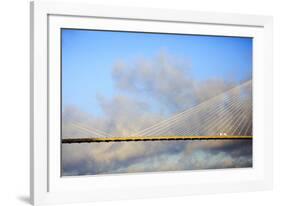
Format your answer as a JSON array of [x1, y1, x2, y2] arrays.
[[62, 135, 253, 143]]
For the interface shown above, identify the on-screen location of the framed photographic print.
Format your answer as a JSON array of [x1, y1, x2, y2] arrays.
[[30, 1, 273, 205]]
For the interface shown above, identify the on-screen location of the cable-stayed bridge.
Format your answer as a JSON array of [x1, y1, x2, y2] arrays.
[[62, 80, 252, 144]]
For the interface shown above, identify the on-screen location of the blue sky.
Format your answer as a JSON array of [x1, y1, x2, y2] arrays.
[[62, 29, 252, 116]]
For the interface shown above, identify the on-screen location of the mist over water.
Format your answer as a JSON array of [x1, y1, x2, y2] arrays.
[[62, 139, 252, 176]]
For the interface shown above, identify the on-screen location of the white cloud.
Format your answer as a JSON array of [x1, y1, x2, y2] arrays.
[[62, 52, 252, 176]]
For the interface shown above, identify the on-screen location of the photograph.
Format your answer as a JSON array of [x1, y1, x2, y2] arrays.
[[61, 29, 253, 176]]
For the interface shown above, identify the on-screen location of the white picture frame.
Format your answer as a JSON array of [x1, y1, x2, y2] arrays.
[[30, 1, 273, 205]]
